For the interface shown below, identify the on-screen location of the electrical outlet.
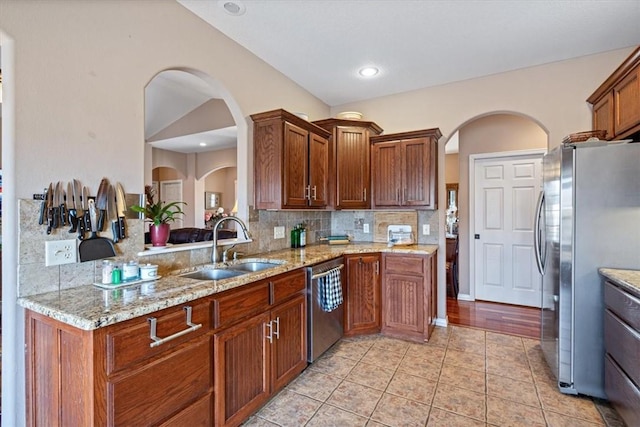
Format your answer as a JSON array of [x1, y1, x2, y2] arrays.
[[422, 224, 430, 235], [45, 239, 77, 266], [274, 226, 285, 239], [363, 223, 370, 233]]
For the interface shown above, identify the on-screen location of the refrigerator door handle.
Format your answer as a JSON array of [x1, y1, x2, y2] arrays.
[[534, 190, 545, 275]]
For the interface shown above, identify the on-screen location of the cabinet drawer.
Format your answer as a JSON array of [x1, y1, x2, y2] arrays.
[[604, 281, 640, 331], [384, 254, 425, 275], [109, 336, 212, 426], [214, 281, 270, 329], [605, 354, 640, 427], [158, 393, 212, 426], [105, 299, 211, 374], [604, 310, 640, 387], [271, 269, 306, 305]]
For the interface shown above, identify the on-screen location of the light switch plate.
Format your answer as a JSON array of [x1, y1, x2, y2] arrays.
[[363, 223, 370, 233], [274, 226, 285, 239], [422, 224, 430, 235], [45, 239, 78, 266]]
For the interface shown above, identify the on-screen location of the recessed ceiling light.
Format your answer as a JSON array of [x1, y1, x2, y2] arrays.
[[221, 1, 246, 16], [199, 142, 207, 147], [358, 67, 379, 77]]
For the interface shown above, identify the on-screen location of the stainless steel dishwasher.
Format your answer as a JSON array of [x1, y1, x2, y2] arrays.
[[307, 257, 344, 362]]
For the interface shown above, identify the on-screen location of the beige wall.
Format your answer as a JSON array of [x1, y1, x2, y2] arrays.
[[457, 114, 547, 296], [205, 166, 237, 213], [445, 153, 459, 183]]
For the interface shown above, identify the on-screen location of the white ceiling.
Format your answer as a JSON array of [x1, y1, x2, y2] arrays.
[[178, 0, 640, 106]]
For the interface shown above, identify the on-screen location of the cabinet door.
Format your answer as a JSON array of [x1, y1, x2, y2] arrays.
[[308, 132, 329, 207], [402, 138, 436, 208], [336, 127, 370, 209], [614, 66, 640, 136], [383, 272, 424, 338], [371, 142, 401, 207], [271, 294, 307, 392], [593, 91, 615, 140], [344, 254, 381, 335], [283, 122, 310, 208], [214, 312, 271, 427]]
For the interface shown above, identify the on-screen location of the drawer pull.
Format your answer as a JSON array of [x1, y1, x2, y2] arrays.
[[148, 306, 202, 348], [265, 321, 273, 343], [273, 317, 280, 339]]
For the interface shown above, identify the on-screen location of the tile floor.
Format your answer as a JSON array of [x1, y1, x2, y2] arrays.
[[243, 326, 624, 427]]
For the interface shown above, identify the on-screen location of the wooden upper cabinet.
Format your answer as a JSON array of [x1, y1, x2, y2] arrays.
[[252, 109, 331, 209], [313, 118, 383, 209], [371, 128, 441, 210], [588, 46, 640, 140]]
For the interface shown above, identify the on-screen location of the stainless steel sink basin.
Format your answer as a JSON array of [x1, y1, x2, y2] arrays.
[[228, 261, 282, 273], [181, 269, 245, 281]]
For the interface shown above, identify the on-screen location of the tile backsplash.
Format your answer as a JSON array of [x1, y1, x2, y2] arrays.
[[17, 199, 438, 297]]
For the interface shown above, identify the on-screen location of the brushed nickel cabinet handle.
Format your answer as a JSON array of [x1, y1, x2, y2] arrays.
[[305, 185, 311, 200], [148, 306, 202, 348], [273, 317, 280, 339], [265, 321, 273, 343], [363, 188, 367, 202], [312, 186, 317, 200]]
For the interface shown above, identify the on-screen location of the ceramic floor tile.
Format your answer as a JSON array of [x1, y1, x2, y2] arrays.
[[485, 342, 528, 364], [305, 403, 368, 427], [593, 399, 626, 427], [326, 380, 384, 418], [385, 371, 437, 405], [486, 373, 539, 407], [439, 363, 486, 393], [543, 410, 605, 427], [346, 361, 395, 391], [371, 336, 411, 354], [256, 389, 321, 427], [443, 348, 486, 372], [486, 331, 524, 348], [286, 368, 343, 402], [426, 326, 451, 347], [536, 382, 605, 424], [370, 393, 431, 427], [432, 384, 486, 422], [426, 407, 486, 427], [447, 337, 486, 355], [327, 339, 373, 361], [397, 355, 442, 381], [485, 355, 532, 382], [309, 352, 358, 378], [241, 415, 281, 427], [360, 347, 404, 370], [450, 325, 486, 341], [486, 395, 545, 426], [405, 342, 446, 361]]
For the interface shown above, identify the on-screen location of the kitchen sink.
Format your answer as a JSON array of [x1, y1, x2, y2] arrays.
[[228, 261, 282, 273], [180, 269, 245, 281]]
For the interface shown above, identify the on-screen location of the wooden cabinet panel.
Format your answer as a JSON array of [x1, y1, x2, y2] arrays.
[[214, 311, 271, 427], [614, 66, 640, 136], [105, 300, 211, 374], [344, 254, 381, 335], [604, 310, 640, 387], [108, 336, 212, 426], [383, 273, 424, 337], [271, 294, 307, 392], [271, 268, 306, 305], [158, 394, 213, 427], [592, 91, 614, 139], [252, 109, 331, 210], [214, 281, 270, 330], [312, 119, 382, 210], [371, 129, 440, 209], [604, 281, 640, 331], [605, 354, 640, 427]]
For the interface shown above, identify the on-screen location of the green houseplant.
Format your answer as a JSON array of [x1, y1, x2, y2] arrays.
[[131, 185, 186, 246]]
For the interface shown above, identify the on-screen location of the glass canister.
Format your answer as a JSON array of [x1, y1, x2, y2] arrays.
[[122, 260, 140, 281], [102, 260, 114, 284]]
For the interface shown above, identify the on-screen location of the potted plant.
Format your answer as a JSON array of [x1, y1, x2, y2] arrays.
[[131, 185, 186, 246]]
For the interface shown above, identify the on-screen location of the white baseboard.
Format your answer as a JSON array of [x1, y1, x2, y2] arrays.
[[435, 317, 448, 327], [456, 293, 474, 301]]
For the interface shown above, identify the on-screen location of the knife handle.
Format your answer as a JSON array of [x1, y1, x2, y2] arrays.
[[68, 209, 78, 233], [111, 220, 119, 243], [84, 213, 91, 234], [52, 207, 60, 230], [97, 209, 106, 232], [60, 204, 67, 226], [39, 200, 46, 225], [118, 216, 126, 240], [77, 215, 85, 240], [47, 208, 54, 235]]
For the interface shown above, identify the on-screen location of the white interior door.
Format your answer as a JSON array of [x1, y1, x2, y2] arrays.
[[473, 152, 543, 307], [160, 179, 184, 229]]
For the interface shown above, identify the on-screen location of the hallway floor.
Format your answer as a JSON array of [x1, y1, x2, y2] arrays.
[[243, 327, 623, 427]]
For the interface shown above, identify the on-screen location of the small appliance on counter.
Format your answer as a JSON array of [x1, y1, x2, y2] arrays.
[[387, 224, 414, 246]]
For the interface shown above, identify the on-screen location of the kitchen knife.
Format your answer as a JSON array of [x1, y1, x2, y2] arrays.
[[95, 178, 110, 232], [72, 179, 83, 234], [38, 185, 50, 226], [59, 182, 68, 227], [115, 183, 127, 240], [67, 181, 79, 233], [108, 184, 119, 243], [80, 186, 91, 239], [45, 183, 54, 234], [51, 182, 63, 230]]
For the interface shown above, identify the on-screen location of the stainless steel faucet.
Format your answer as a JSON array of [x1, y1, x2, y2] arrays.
[[211, 216, 252, 263]]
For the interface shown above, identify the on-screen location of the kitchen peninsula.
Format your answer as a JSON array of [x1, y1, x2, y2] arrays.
[[20, 242, 437, 427]]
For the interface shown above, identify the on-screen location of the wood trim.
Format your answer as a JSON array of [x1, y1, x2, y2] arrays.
[[250, 109, 331, 138], [312, 118, 383, 135], [370, 127, 442, 144], [588, 46, 640, 104]]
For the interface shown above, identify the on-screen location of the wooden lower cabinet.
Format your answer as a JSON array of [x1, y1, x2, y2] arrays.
[[381, 252, 437, 342], [213, 271, 307, 427], [344, 253, 381, 336]]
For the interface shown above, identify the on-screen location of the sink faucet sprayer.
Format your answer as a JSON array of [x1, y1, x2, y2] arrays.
[[211, 217, 252, 263]]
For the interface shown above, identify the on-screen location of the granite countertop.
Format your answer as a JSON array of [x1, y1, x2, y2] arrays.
[[18, 242, 438, 330], [599, 268, 640, 298]]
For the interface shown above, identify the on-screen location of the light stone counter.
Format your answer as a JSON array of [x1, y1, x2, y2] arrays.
[[599, 268, 640, 298], [18, 243, 438, 330]]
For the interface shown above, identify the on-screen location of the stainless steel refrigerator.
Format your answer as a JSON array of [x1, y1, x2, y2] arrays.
[[534, 141, 640, 398]]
